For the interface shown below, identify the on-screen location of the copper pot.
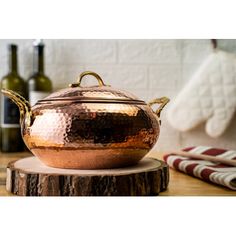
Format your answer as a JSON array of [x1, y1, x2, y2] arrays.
[[1, 71, 169, 169]]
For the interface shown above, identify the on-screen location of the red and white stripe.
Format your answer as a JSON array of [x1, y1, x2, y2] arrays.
[[164, 146, 236, 190]]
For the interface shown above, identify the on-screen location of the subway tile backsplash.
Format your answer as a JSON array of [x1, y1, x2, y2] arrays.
[[1, 39, 236, 151]]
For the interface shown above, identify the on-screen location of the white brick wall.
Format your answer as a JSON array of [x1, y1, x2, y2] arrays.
[[1, 39, 236, 152]]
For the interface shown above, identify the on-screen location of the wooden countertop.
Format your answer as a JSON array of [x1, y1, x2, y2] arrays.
[[0, 151, 236, 196]]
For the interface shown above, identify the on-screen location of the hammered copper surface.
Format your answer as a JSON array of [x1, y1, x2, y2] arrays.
[[23, 102, 160, 169], [43, 85, 141, 102], [1, 71, 169, 169]]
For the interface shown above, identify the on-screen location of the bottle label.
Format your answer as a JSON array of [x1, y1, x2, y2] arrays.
[[1, 95, 20, 128], [29, 91, 51, 106]]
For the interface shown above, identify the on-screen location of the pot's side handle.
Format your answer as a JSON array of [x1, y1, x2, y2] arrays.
[[69, 71, 107, 88], [148, 97, 170, 123]]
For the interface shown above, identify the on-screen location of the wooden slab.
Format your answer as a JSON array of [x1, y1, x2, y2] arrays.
[[6, 157, 169, 196]]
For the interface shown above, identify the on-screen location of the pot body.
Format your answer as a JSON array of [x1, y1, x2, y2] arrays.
[[22, 101, 160, 169]]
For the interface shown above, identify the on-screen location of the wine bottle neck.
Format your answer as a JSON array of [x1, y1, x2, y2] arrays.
[[33, 45, 44, 74], [9, 45, 18, 74]]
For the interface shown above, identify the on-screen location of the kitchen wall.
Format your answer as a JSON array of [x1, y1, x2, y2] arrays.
[[1, 39, 236, 152]]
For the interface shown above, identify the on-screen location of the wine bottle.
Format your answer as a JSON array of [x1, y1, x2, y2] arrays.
[[0, 44, 26, 152], [27, 40, 52, 106]]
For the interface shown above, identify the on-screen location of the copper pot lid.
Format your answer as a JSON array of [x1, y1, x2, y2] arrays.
[[38, 71, 146, 105]]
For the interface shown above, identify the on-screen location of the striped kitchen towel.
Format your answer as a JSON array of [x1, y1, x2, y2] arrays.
[[163, 146, 236, 190]]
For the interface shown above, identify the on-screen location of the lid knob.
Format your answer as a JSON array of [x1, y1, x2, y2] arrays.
[[69, 71, 106, 88]]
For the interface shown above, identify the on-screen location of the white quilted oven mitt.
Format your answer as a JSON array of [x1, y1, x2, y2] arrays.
[[167, 50, 236, 138]]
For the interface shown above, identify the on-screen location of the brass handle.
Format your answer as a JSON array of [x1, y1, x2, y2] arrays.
[[1, 88, 32, 127], [148, 97, 170, 118], [69, 71, 106, 88]]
